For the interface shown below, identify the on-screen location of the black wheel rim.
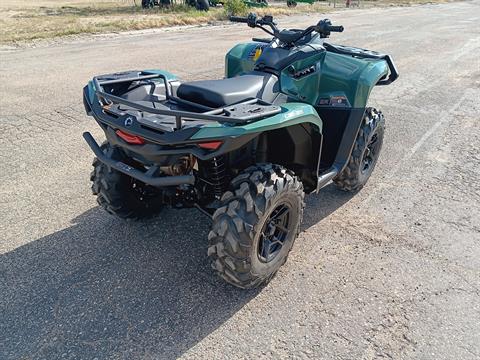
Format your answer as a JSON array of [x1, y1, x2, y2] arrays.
[[258, 203, 292, 263], [361, 133, 380, 174]]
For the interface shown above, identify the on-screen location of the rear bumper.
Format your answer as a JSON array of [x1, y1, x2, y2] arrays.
[[83, 132, 195, 187]]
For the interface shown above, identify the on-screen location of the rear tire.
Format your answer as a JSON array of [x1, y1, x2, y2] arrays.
[[195, 0, 210, 10], [142, 0, 155, 8], [333, 107, 385, 192], [208, 164, 305, 289], [90, 142, 164, 220]]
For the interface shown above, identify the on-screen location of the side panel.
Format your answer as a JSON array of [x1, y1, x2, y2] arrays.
[[315, 107, 351, 169], [255, 123, 322, 192], [279, 51, 326, 104], [315, 107, 366, 172]]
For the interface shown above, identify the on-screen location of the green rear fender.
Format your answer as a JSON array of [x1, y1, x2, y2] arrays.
[[190, 103, 322, 140], [192, 103, 322, 192]]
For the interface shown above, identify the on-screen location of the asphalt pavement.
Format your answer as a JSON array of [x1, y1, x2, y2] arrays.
[[1, 1, 479, 359]]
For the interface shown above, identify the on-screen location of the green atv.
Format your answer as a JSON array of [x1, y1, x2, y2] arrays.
[[82, 14, 398, 288]]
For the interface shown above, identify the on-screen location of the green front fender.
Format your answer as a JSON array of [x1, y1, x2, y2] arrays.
[[190, 103, 322, 140], [354, 60, 390, 107], [315, 53, 389, 108]]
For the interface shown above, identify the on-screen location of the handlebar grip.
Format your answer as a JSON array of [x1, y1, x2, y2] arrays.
[[328, 25, 344, 32], [229, 16, 249, 23]]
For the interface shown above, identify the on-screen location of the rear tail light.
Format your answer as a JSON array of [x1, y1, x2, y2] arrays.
[[196, 141, 223, 150], [115, 130, 145, 145]]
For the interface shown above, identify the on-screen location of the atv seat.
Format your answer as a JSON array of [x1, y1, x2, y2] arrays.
[[177, 72, 278, 108]]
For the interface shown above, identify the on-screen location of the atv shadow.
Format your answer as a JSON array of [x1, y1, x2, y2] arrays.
[[1, 184, 353, 359], [302, 183, 356, 232], [1, 207, 258, 359]]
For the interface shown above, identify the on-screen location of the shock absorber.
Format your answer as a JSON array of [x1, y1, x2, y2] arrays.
[[206, 156, 227, 199]]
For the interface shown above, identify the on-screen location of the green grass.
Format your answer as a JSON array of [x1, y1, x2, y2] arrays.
[[0, 0, 458, 44], [0, 4, 226, 43]]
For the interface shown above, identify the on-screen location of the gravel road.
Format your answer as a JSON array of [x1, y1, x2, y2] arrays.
[[1, 1, 479, 359]]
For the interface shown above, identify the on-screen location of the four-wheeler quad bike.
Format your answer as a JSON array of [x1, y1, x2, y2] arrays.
[[287, 0, 314, 8], [142, 0, 210, 11], [82, 13, 398, 289]]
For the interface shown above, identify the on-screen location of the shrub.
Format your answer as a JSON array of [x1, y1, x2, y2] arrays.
[[223, 0, 248, 16]]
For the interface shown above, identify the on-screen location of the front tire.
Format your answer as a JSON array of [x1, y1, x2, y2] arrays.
[[90, 142, 164, 220], [208, 164, 305, 289], [334, 107, 385, 192]]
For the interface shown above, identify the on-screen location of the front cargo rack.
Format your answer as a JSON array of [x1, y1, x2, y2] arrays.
[[92, 71, 282, 131]]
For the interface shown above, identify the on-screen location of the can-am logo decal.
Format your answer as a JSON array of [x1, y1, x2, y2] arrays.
[[124, 117, 133, 127], [285, 109, 305, 119], [248, 45, 267, 60]]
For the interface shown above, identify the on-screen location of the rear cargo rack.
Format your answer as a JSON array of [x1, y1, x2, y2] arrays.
[[93, 71, 281, 130]]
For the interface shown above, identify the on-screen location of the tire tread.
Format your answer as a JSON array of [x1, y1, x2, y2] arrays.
[[208, 164, 305, 289], [333, 107, 385, 192]]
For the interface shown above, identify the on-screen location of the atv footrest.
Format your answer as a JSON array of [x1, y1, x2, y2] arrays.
[[83, 132, 195, 187]]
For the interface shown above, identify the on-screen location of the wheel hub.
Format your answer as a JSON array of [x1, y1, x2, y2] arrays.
[[361, 133, 379, 174], [258, 203, 292, 263]]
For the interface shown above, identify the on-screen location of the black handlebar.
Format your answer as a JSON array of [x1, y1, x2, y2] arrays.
[[230, 14, 343, 42], [327, 25, 344, 33], [315, 19, 344, 38], [229, 16, 249, 24], [229, 14, 397, 85]]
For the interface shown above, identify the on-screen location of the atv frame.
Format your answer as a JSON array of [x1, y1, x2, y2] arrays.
[[82, 14, 398, 288], [84, 71, 282, 188], [84, 43, 397, 197]]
